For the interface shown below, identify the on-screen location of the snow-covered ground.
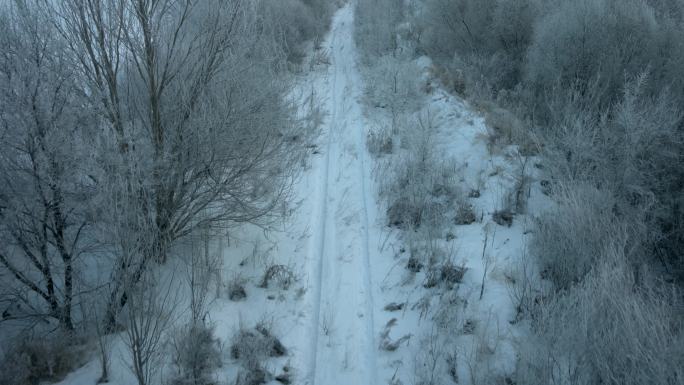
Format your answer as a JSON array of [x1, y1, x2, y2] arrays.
[[301, 6, 378, 385], [55, 4, 547, 385]]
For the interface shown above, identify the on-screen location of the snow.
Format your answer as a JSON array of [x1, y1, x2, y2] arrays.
[[54, 3, 548, 385], [303, 5, 378, 385], [360, 83, 543, 383]]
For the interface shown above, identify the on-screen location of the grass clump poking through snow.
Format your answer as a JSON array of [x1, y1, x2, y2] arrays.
[[492, 209, 514, 227], [258, 264, 296, 290], [228, 273, 248, 301], [367, 124, 394, 157], [454, 200, 477, 225], [381, 114, 464, 236], [387, 196, 424, 229], [379, 318, 411, 351], [231, 320, 287, 385]]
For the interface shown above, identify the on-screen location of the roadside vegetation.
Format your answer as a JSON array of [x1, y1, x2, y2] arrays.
[[356, 0, 684, 384]]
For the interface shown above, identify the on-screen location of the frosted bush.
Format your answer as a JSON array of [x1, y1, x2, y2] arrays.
[[517, 249, 684, 385], [531, 183, 619, 290], [364, 55, 424, 113]]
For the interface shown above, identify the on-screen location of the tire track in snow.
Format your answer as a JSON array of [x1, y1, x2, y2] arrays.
[[306, 19, 338, 385], [307, 4, 378, 385]]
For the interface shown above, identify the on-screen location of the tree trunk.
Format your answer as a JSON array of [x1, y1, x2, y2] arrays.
[[103, 256, 149, 332]]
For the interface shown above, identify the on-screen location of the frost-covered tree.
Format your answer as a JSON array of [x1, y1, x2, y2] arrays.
[[0, 0, 96, 330], [46, 0, 309, 327], [54, 0, 301, 261], [0, 0, 318, 335], [355, 0, 406, 61], [259, 0, 332, 63], [525, 0, 659, 107], [415, 0, 538, 91]]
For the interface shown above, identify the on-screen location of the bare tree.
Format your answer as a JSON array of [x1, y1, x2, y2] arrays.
[[123, 267, 179, 385], [0, 0, 95, 330], [43, 0, 308, 327], [184, 224, 221, 324], [81, 291, 117, 383]]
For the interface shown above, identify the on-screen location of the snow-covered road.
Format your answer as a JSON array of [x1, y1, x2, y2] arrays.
[[306, 5, 378, 385]]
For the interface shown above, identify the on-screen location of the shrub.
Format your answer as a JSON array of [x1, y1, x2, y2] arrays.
[[387, 197, 424, 229], [381, 117, 462, 234], [228, 273, 248, 301], [0, 333, 86, 385], [539, 76, 684, 278], [517, 250, 684, 385], [424, 260, 467, 289], [258, 0, 332, 64], [428, 65, 465, 95], [416, 0, 497, 60], [407, 254, 424, 273], [416, 0, 538, 91], [479, 101, 526, 150], [170, 323, 222, 385], [367, 125, 394, 156], [230, 321, 287, 385], [492, 209, 514, 227], [354, 0, 405, 61], [525, 0, 658, 109], [258, 264, 295, 290], [384, 155, 453, 231], [230, 324, 287, 363], [364, 54, 424, 113], [531, 183, 621, 290], [454, 201, 476, 225], [605, 78, 684, 276]]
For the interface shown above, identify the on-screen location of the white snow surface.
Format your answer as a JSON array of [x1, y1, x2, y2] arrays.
[[54, 4, 548, 385]]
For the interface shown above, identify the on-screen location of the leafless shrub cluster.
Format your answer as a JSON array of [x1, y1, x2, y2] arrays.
[[413, 0, 684, 274], [378, 113, 465, 249], [354, 0, 406, 63], [364, 54, 425, 115], [170, 322, 222, 385], [427, 65, 465, 95], [413, 327, 448, 385], [122, 270, 179, 385], [531, 183, 620, 290], [412, 0, 684, 383], [0, 331, 88, 385], [517, 249, 684, 385], [259, 0, 334, 65]]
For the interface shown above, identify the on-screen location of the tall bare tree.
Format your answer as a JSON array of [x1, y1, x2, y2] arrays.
[[48, 0, 307, 327], [0, 0, 95, 330], [0, 0, 314, 335]]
